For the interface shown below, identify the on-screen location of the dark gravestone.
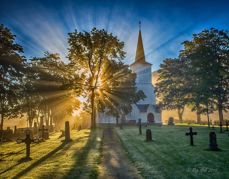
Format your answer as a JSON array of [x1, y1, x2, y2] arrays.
[[168, 117, 174, 125], [186, 127, 197, 146], [209, 132, 219, 151], [39, 125, 49, 140], [146, 129, 152, 142], [65, 121, 71, 142], [34, 122, 38, 134], [16, 130, 35, 160], [138, 118, 142, 135]]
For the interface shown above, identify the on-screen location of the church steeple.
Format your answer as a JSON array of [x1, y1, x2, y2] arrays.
[[135, 21, 146, 63]]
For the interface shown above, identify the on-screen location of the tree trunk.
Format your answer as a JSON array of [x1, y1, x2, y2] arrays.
[[91, 88, 95, 129], [0, 113, 3, 131], [177, 107, 184, 123], [207, 112, 210, 128], [218, 104, 224, 133], [196, 105, 201, 124], [116, 116, 119, 126]]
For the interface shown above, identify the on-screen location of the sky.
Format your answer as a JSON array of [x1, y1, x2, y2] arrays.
[[0, 0, 229, 71]]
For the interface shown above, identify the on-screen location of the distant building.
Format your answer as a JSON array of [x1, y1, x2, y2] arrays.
[[97, 24, 162, 124]]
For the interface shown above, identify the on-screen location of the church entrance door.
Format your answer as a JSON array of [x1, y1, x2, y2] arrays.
[[147, 113, 154, 123]]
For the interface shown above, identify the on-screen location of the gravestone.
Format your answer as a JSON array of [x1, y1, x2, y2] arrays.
[[34, 122, 38, 134], [168, 117, 174, 125], [146, 129, 152, 142], [65, 121, 71, 142], [185, 127, 197, 146], [39, 125, 49, 140], [138, 118, 142, 135], [209, 132, 219, 151], [16, 130, 36, 160]]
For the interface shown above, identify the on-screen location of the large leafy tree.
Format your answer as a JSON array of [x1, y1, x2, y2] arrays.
[[180, 28, 229, 132], [22, 53, 81, 128], [0, 24, 25, 132], [68, 28, 144, 129], [155, 58, 187, 122]]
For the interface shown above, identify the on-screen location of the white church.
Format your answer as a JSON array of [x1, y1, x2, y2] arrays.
[[97, 25, 162, 124]]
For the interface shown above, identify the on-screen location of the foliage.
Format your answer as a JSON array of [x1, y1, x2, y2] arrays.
[[0, 24, 25, 131], [155, 58, 187, 122], [68, 28, 144, 128]]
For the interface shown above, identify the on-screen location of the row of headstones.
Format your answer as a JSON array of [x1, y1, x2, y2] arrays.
[[16, 121, 71, 160], [138, 119, 221, 151], [0, 123, 52, 142], [167, 117, 229, 130]]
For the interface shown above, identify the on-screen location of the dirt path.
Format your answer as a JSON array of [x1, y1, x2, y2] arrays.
[[99, 127, 142, 179]]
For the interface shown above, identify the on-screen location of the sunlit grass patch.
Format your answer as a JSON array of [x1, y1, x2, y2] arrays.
[[0, 129, 102, 178]]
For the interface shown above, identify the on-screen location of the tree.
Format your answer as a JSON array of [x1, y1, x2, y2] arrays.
[[155, 58, 187, 122], [22, 52, 81, 128], [68, 28, 127, 129], [0, 24, 25, 133], [97, 60, 145, 126], [180, 28, 229, 132]]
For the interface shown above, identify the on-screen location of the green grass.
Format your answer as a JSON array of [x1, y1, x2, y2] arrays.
[[116, 125, 229, 179], [0, 129, 102, 179]]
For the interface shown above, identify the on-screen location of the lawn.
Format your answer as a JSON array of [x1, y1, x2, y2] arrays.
[[116, 125, 229, 179], [0, 129, 102, 179]]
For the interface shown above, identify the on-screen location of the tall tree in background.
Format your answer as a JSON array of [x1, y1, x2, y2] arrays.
[[0, 24, 25, 132], [27, 53, 81, 129], [181, 28, 229, 132], [68, 28, 126, 129], [155, 58, 187, 122]]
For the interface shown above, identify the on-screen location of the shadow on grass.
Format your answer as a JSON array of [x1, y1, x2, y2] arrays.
[[62, 131, 96, 179], [12, 141, 70, 179]]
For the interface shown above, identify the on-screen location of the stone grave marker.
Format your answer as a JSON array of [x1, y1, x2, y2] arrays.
[[16, 130, 38, 160], [138, 118, 142, 135], [185, 127, 197, 146], [146, 129, 152, 142], [209, 131, 220, 151], [168, 117, 174, 125], [65, 121, 71, 142], [34, 122, 38, 134], [39, 125, 49, 140]]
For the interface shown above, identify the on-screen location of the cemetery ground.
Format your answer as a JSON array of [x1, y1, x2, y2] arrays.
[[116, 125, 229, 179], [1, 125, 229, 178], [0, 129, 103, 178]]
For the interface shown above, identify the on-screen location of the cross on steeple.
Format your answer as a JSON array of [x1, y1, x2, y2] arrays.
[[139, 21, 141, 31]]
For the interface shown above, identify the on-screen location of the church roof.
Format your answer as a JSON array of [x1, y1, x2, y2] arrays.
[[130, 22, 152, 67]]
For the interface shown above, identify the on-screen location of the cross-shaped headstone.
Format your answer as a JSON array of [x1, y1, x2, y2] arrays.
[[185, 127, 197, 146], [16, 130, 35, 160], [39, 125, 48, 140], [138, 118, 142, 135]]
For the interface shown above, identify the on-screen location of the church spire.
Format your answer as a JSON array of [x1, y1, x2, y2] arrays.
[[135, 21, 146, 63]]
